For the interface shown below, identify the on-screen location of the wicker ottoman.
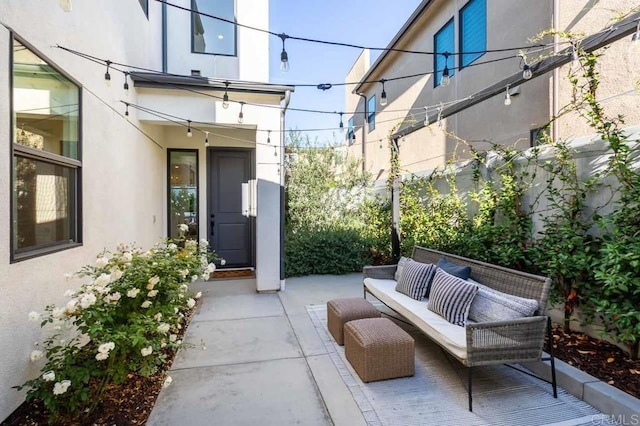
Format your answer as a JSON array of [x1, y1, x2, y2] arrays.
[[327, 298, 381, 345], [344, 317, 414, 383]]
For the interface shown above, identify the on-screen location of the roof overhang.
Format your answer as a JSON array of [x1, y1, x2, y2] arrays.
[[354, 0, 437, 93], [130, 72, 295, 97]]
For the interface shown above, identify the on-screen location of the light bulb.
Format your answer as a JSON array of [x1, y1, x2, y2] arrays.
[[504, 94, 512, 106], [338, 114, 344, 133], [187, 121, 193, 137], [523, 65, 533, 80], [280, 50, 289, 72], [104, 61, 112, 87], [222, 93, 229, 109], [380, 90, 388, 106], [441, 74, 450, 86], [267, 131, 271, 144], [238, 112, 244, 124], [59, 0, 72, 12]]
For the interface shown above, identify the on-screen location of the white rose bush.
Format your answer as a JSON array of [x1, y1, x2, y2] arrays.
[[16, 235, 222, 420]]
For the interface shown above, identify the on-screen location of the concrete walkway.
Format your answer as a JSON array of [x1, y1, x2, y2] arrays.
[[147, 274, 367, 426]]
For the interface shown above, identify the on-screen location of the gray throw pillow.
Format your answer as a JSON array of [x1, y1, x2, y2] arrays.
[[428, 269, 479, 326], [468, 284, 539, 323], [394, 256, 412, 281], [395, 261, 437, 300], [437, 256, 471, 280]]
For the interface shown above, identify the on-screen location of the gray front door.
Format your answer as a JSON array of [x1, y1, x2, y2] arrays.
[[208, 149, 254, 268]]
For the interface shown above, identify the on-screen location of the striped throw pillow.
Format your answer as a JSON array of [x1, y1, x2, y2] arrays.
[[395, 261, 437, 300], [428, 269, 479, 326]]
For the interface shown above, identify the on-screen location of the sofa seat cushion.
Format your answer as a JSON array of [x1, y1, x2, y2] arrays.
[[364, 278, 468, 361], [468, 283, 539, 323]]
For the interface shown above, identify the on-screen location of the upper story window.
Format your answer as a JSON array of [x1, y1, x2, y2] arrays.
[[138, 0, 148, 17], [460, 0, 486, 68], [434, 19, 455, 87], [192, 0, 237, 56], [347, 117, 355, 145], [11, 37, 82, 261], [367, 96, 376, 132]]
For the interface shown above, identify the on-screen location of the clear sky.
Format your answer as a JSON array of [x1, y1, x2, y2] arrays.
[[268, 0, 423, 145]]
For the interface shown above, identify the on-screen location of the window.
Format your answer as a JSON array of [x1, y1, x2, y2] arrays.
[[347, 117, 355, 145], [11, 37, 81, 260], [138, 0, 148, 16], [530, 126, 550, 147], [460, 0, 486, 68], [192, 0, 236, 56], [367, 96, 376, 132], [434, 19, 455, 87], [168, 150, 199, 240]]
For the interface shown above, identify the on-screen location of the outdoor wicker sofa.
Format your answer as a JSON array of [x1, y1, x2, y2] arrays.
[[363, 245, 557, 411]]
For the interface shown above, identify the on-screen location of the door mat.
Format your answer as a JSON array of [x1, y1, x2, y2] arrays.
[[211, 269, 255, 279]]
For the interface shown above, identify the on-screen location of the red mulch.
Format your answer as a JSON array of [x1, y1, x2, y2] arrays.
[[547, 325, 640, 399]]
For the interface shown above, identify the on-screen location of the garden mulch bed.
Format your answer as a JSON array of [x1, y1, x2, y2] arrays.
[[4, 316, 638, 425], [547, 325, 639, 400]]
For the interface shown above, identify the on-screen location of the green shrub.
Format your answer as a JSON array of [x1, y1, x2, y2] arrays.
[[16, 235, 220, 420], [285, 227, 370, 277]]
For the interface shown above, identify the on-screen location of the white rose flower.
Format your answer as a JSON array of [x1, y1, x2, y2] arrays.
[[110, 269, 123, 282], [176, 340, 182, 345], [127, 288, 140, 298], [42, 371, 55, 382], [179, 223, 189, 233], [199, 239, 209, 249], [98, 342, 115, 354], [141, 300, 152, 308], [28, 311, 41, 322], [30, 350, 43, 362], [122, 252, 133, 263], [141, 346, 153, 357], [50, 308, 65, 319], [148, 276, 160, 287], [179, 284, 188, 292], [179, 269, 189, 279], [64, 289, 75, 297], [163, 375, 173, 388], [53, 380, 71, 395], [195, 292, 202, 299], [95, 257, 109, 268], [191, 275, 199, 282], [154, 312, 162, 321], [148, 290, 159, 298], [65, 299, 78, 314], [174, 307, 179, 314], [169, 334, 177, 342], [94, 273, 111, 288], [157, 323, 170, 334], [187, 298, 196, 309], [79, 293, 97, 309], [107, 292, 121, 303], [205, 263, 216, 274], [168, 243, 178, 251], [220, 259, 226, 266], [95, 352, 109, 361], [160, 340, 167, 348], [185, 240, 198, 252]]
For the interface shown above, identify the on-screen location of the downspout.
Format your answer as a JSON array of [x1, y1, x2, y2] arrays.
[[357, 93, 368, 172], [552, 0, 559, 143], [279, 90, 291, 290], [162, 1, 168, 73]]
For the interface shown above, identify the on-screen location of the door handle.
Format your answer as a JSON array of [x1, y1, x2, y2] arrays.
[[210, 214, 215, 235]]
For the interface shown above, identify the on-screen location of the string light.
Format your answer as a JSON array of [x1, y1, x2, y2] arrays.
[[205, 131, 210, 147], [274, 146, 278, 156], [59, 0, 72, 12], [123, 72, 130, 93], [520, 54, 533, 80], [124, 102, 129, 116], [20, 123, 25, 136], [441, 53, 451, 87], [423, 106, 429, 125], [380, 79, 388, 106], [338, 113, 344, 133], [104, 60, 112, 86], [504, 85, 512, 106], [187, 120, 193, 137], [279, 33, 290, 72], [267, 130, 271, 144], [437, 105, 444, 128], [633, 21, 640, 42], [238, 101, 245, 124], [222, 81, 230, 109]]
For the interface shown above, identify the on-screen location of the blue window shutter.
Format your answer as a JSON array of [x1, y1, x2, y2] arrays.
[[434, 19, 455, 87], [460, 0, 486, 67], [367, 96, 376, 131]]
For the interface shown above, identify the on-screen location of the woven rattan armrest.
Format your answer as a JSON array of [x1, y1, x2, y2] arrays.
[[363, 265, 397, 280], [465, 316, 547, 367]]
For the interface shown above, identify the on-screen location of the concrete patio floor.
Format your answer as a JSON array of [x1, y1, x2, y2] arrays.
[[146, 274, 636, 426], [147, 274, 368, 426]]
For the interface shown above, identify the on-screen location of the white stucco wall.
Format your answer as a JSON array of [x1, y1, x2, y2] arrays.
[[0, 0, 167, 420]]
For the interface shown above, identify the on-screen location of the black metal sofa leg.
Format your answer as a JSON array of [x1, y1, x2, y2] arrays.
[[547, 318, 558, 398], [468, 367, 473, 412]]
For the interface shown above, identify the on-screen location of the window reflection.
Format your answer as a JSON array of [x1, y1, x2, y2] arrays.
[[192, 0, 236, 56], [169, 150, 199, 240]]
